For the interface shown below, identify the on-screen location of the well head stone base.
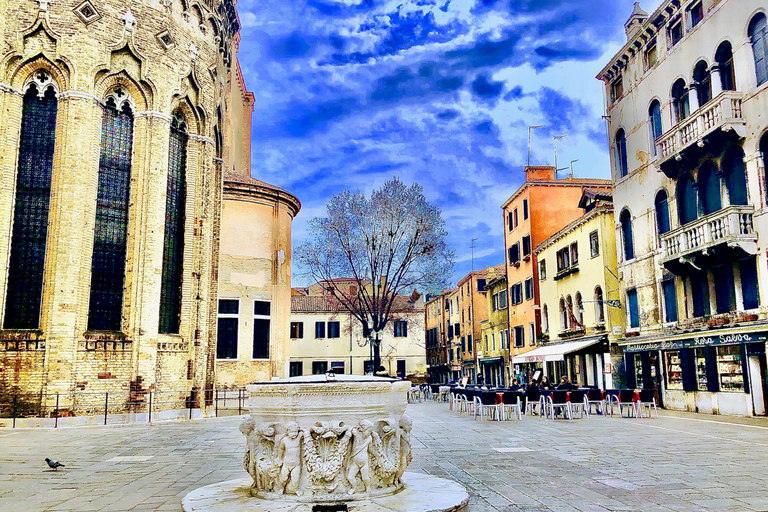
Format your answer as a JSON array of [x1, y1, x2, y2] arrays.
[[181, 472, 469, 512]]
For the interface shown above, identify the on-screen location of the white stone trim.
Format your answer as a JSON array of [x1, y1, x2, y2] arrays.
[[58, 90, 100, 102], [188, 133, 214, 144], [135, 110, 172, 121], [0, 82, 24, 96]]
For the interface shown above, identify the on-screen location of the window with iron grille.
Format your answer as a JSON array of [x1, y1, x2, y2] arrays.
[[252, 300, 270, 359], [289, 361, 303, 377], [88, 97, 134, 331], [589, 230, 599, 258], [216, 299, 239, 359], [4, 82, 58, 329], [159, 111, 187, 334]]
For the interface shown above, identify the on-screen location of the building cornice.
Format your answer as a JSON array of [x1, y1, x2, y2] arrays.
[[501, 179, 612, 210]]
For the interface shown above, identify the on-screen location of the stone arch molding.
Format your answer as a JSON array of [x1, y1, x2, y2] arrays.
[[95, 71, 151, 112], [8, 55, 69, 92], [170, 96, 201, 134]]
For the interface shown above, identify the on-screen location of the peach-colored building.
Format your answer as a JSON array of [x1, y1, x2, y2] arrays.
[[502, 166, 610, 381]]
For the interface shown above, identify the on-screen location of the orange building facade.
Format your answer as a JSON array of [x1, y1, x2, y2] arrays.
[[502, 166, 610, 381]]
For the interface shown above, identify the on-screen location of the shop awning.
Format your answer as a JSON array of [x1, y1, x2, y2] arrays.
[[511, 336, 606, 364], [479, 356, 504, 364]]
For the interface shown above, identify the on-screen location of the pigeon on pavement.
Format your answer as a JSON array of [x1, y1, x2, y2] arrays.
[[45, 458, 65, 470]]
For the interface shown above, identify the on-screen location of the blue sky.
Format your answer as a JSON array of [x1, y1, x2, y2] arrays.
[[235, 0, 664, 286]]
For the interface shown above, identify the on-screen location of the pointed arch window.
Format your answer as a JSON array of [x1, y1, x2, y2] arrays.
[[559, 298, 568, 331], [87, 90, 134, 331], [4, 73, 58, 329], [620, 209, 634, 261], [159, 111, 188, 334], [749, 13, 767, 86], [715, 41, 736, 91], [677, 174, 698, 225], [693, 60, 711, 106], [648, 100, 663, 152], [615, 129, 628, 178], [723, 147, 748, 206], [672, 79, 690, 123], [698, 162, 721, 215], [655, 189, 671, 235], [594, 286, 605, 324]]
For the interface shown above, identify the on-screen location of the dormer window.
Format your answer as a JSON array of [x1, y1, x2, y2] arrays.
[[610, 76, 624, 103], [669, 19, 683, 46], [644, 40, 657, 70], [687, 1, 703, 29]]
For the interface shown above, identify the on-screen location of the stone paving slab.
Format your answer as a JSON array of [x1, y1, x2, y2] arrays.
[[2, 405, 768, 511]]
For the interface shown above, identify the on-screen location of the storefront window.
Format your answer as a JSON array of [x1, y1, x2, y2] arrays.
[[665, 350, 683, 390], [633, 353, 643, 388], [717, 345, 744, 392], [695, 347, 707, 390]]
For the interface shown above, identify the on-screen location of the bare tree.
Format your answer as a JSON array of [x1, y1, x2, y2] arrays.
[[295, 178, 454, 373]]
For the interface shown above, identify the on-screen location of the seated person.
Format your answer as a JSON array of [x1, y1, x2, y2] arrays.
[[556, 376, 576, 390], [539, 376, 553, 390], [509, 378, 521, 391]]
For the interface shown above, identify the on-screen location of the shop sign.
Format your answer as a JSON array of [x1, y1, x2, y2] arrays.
[[689, 332, 768, 347], [624, 331, 768, 353]]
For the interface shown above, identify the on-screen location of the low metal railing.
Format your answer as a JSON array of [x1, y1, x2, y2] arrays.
[[0, 387, 248, 428]]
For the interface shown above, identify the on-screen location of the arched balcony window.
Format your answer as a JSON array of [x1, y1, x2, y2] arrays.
[[566, 295, 574, 329], [698, 162, 721, 215], [723, 147, 748, 205], [649, 100, 663, 144], [616, 129, 628, 178], [715, 41, 736, 91], [762, 133, 768, 203], [559, 298, 567, 331], [87, 89, 135, 331], [575, 292, 583, 325], [159, 110, 188, 334], [620, 209, 634, 260], [542, 305, 549, 334], [594, 286, 605, 324], [693, 60, 712, 106], [677, 174, 698, 225], [4, 72, 59, 329], [749, 13, 767, 86], [672, 78, 690, 123], [655, 189, 671, 235]]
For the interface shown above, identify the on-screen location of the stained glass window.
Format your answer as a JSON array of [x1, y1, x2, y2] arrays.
[[159, 111, 187, 334], [87, 96, 133, 331], [4, 82, 58, 329]]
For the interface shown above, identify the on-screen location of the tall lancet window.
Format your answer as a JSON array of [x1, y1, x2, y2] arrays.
[[159, 111, 188, 334], [4, 71, 58, 329], [87, 89, 134, 331]]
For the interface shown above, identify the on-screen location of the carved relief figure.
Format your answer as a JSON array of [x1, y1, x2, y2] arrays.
[[251, 423, 279, 493], [239, 417, 258, 486], [302, 421, 352, 492], [346, 420, 374, 494], [276, 421, 302, 495], [395, 415, 413, 485]]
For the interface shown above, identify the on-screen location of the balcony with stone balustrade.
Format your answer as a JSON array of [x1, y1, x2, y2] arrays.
[[655, 91, 746, 178], [659, 205, 757, 275]]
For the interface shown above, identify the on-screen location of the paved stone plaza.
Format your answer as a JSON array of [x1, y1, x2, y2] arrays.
[[1, 403, 768, 511]]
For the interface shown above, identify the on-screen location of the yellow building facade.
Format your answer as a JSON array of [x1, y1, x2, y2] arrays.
[[479, 275, 509, 387], [523, 189, 621, 389]]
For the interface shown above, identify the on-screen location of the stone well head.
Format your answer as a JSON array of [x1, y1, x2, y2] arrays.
[[246, 374, 410, 428], [241, 374, 414, 502]]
